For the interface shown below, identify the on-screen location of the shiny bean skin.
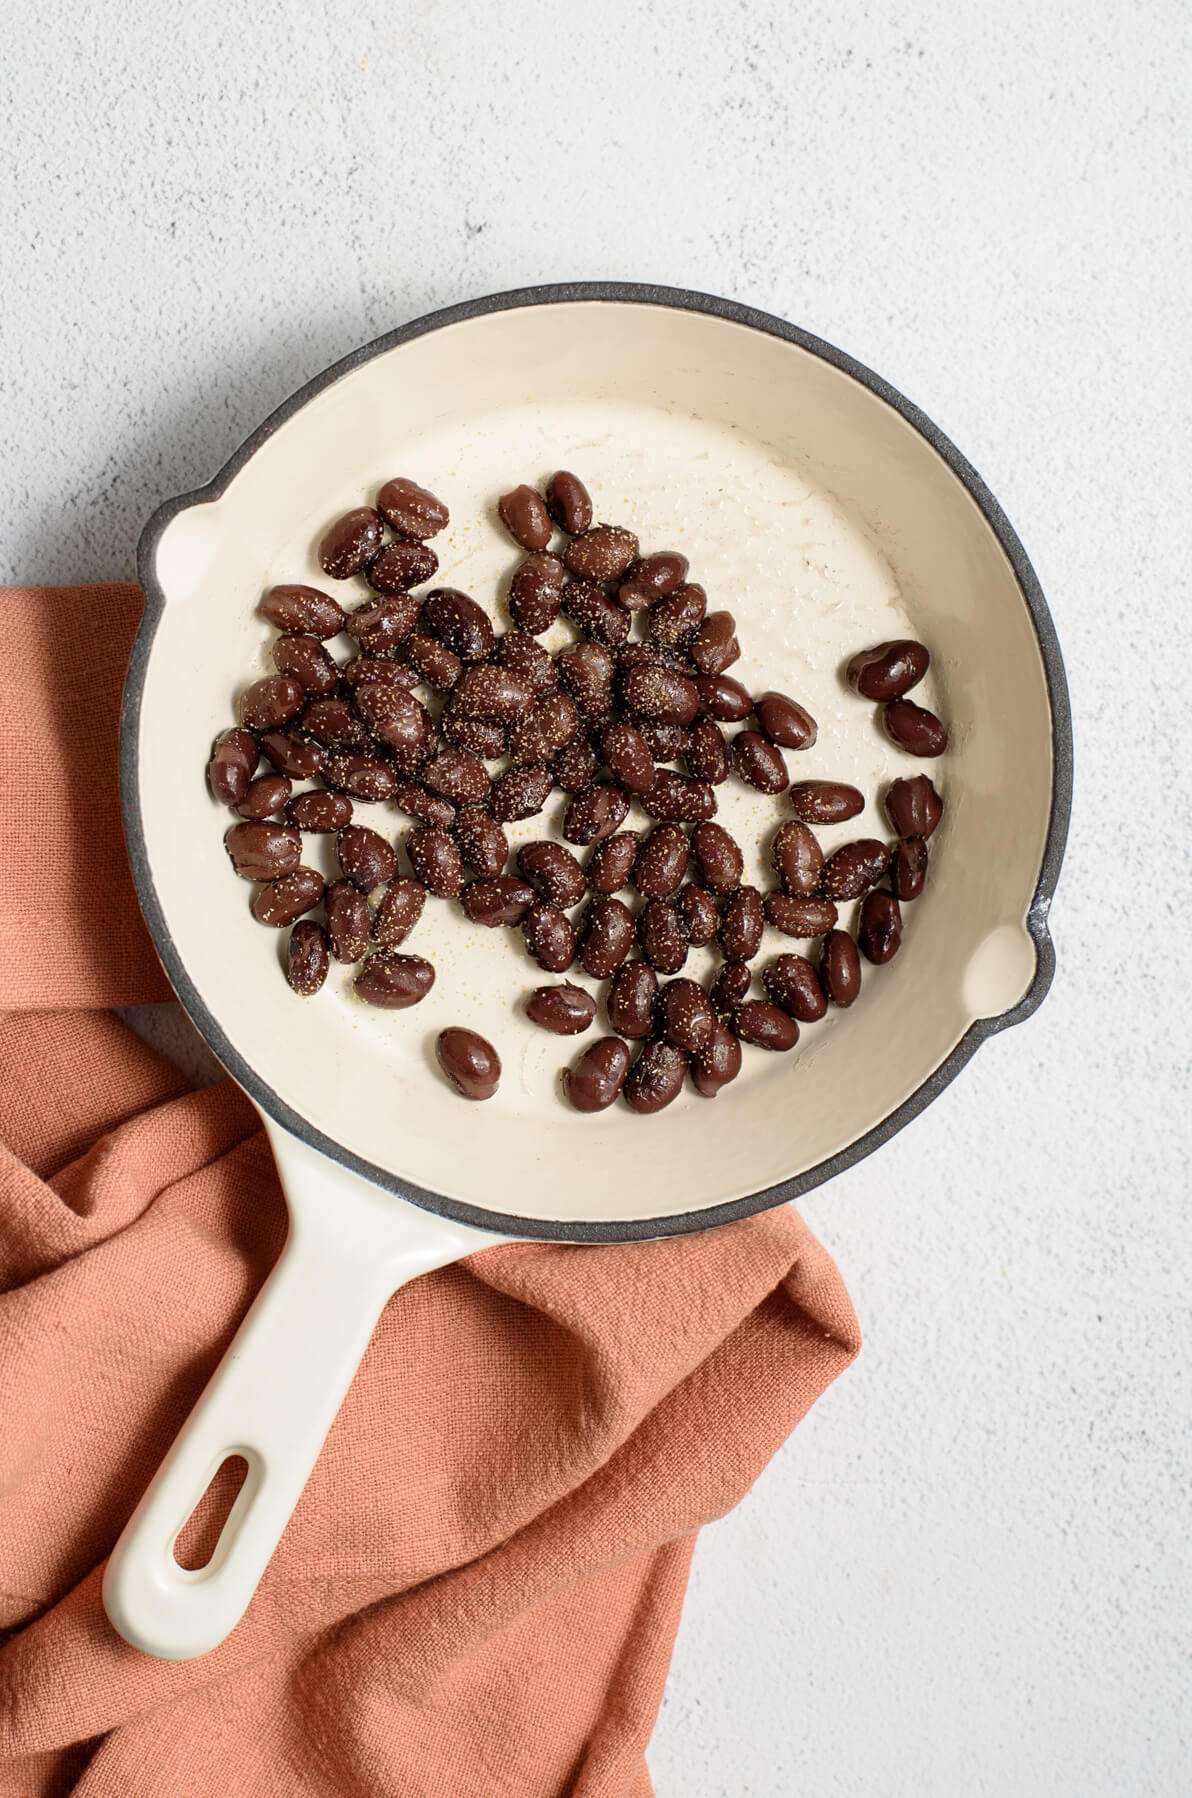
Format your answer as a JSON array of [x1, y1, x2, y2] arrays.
[[517, 839, 588, 908], [885, 774, 943, 839], [689, 610, 740, 675], [421, 589, 495, 662], [634, 823, 690, 898], [764, 892, 839, 938], [638, 721, 691, 762], [820, 839, 890, 902], [496, 632, 559, 699], [891, 835, 929, 900], [821, 930, 862, 1006], [236, 773, 292, 819], [354, 951, 436, 1009], [522, 903, 578, 973], [346, 593, 421, 655], [302, 696, 368, 750], [788, 780, 865, 825], [677, 883, 719, 947], [859, 890, 903, 964], [578, 896, 636, 979], [286, 920, 330, 994], [586, 831, 640, 895], [624, 1040, 687, 1114], [554, 738, 600, 793], [369, 695, 435, 771], [763, 954, 827, 1022], [526, 983, 597, 1035], [709, 960, 752, 1012], [462, 876, 537, 927], [287, 789, 352, 832], [455, 807, 509, 878], [251, 866, 325, 928], [403, 633, 463, 691], [377, 476, 449, 539], [884, 698, 948, 757], [731, 730, 788, 793], [659, 978, 716, 1053], [558, 641, 615, 718], [453, 664, 533, 721], [685, 719, 729, 785], [407, 826, 465, 898], [510, 692, 580, 764], [498, 484, 553, 551], [261, 731, 325, 780], [337, 824, 397, 891], [259, 584, 345, 639], [847, 639, 930, 701], [621, 662, 701, 726], [562, 784, 631, 846], [696, 674, 753, 723], [563, 524, 639, 583], [343, 654, 419, 692], [366, 538, 438, 593], [436, 1027, 501, 1100], [391, 780, 457, 827], [225, 821, 302, 880], [564, 1036, 631, 1112], [319, 507, 384, 578], [620, 551, 688, 603], [770, 821, 824, 896], [562, 580, 632, 648], [240, 675, 304, 732], [325, 878, 371, 962], [755, 692, 817, 751], [545, 470, 593, 535], [691, 821, 743, 895], [731, 1001, 799, 1052], [272, 634, 340, 695], [208, 728, 259, 806], [719, 886, 765, 962], [600, 722, 656, 794], [372, 877, 425, 947], [508, 552, 566, 634], [440, 711, 507, 759], [639, 899, 689, 974], [639, 771, 716, 823], [491, 762, 554, 822], [691, 1021, 742, 1097], [651, 583, 707, 649], [607, 960, 659, 1038], [423, 749, 490, 806]]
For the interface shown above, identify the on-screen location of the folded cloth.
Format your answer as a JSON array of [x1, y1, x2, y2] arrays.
[[0, 585, 860, 1798]]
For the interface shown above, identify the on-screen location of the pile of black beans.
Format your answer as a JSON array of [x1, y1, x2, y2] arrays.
[[208, 470, 947, 1108]]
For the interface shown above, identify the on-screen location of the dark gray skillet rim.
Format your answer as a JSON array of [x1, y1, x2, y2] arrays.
[[122, 281, 1072, 1243]]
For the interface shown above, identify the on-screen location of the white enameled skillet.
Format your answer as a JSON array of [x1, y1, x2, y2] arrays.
[[104, 284, 1071, 1659]]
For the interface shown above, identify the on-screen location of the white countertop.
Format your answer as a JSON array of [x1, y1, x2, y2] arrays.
[[3, 2, 1188, 1792]]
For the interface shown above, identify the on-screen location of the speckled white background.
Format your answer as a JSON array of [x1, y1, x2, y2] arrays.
[[3, 3, 1189, 1792]]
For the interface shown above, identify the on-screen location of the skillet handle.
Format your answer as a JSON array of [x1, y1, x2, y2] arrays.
[[102, 1128, 506, 1660]]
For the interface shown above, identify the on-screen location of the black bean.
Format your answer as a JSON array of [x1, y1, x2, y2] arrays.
[[208, 727, 259, 807], [624, 1040, 687, 1113], [691, 821, 743, 894], [600, 722, 657, 795], [685, 719, 729, 784], [462, 876, 536, 926], [763, 954, 827, 1022], [820, 840, 890, 902], [241, 676, 304, 732], [634, 823, 690, 898], [755, 692, 817, 750], [558, 641, 615, 718], [372, 878, 425, 947], [731, 730, 788, 793], [884, 698, 948, 757], [346, 593, 421, 655], [562, 579, 632, 647], [259, 584, 345, 639], [325, 878, 371, 962], [885, 775, 943, 839], [891, 836, 929, 900], [235, 773, 291, 820], [526, 983, 597, 1035], [764, 893, 839, 938], [564, 524, 639, 582], [343, 654, 420, 692], [709, 960, 752, 1012], [455, 807, 509, 877], [272, 635, 340, 695], [770, 821, 824, 896], [719, 886, 764, 961], [821, 930, 861, 1006], [689, 610, 739, 675], [789, 781, 865, 825], [858, 890, 902, 964], [508, 552, 566, 633], [621, 662, 701, 726], [261, 731, 325, 780], [225, 821, 302, 880], [847, 639, 930, 701], [286, 790, 352, 832], [366, 538, 438, 593], [491, 763, 554, 822], [639, 771, 716, 822], [302, 696, 368, 750], [651, 583, 707, 650], [731, 1001, 799, 1051], [440, 711, 507, 758], [423, 749, 490, 806], [403, 633, 463, 691], [510, 693, 580, 764], [564, 1036, 631, 1111], [355, 952, 435, 1008], [691, 1021, 742, 1096], [421, 588, 495, 661], [562, 784, 631, 846], [251, 866, 325, 928], [607, 960, 659, 1038], [517, 840, 588, 908], [495, 631, 559, 695], [377, 476, 449, 539], [337, 824, 397, 891], [286, 920, 330, 994], [659, 978, 716, 1053], [522, 903, 578, 972], [319, 507, 384, 578], [453, 664, 534, 721], [677, 883, 719, 947], [407, 825, 465, 897], [579, 896, 636, 978], [587, 831, 640, 895], [498, 484, 553, 551], [391, 780, 457, 828], [696, 674, 753, 723], [545, 470, 593, 535], [639, 898, 688, 974]]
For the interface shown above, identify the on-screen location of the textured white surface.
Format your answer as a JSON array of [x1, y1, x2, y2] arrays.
[[2, 2, 1189, 1793]]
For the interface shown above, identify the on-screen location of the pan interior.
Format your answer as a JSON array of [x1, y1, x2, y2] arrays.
[[137, 301, 1054, 1223]]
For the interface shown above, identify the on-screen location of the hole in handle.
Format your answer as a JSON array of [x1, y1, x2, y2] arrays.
[[174, 1455, 250, 1570]]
